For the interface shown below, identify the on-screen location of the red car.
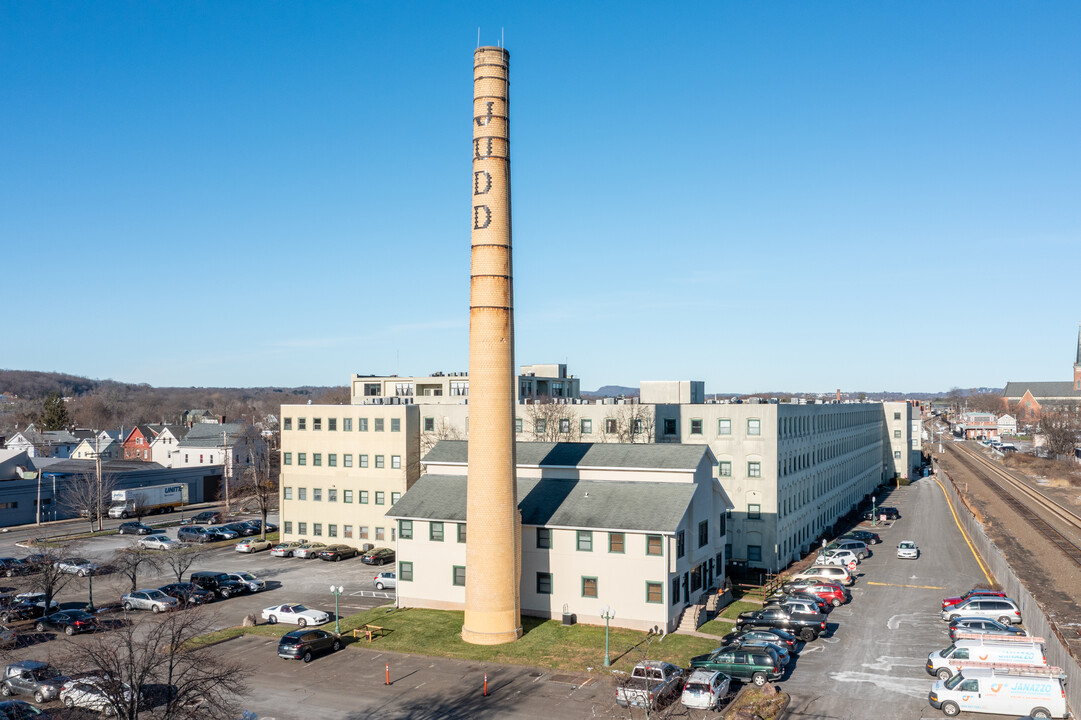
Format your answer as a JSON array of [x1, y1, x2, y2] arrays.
[[941, 588, 1006, 610], [800, 582, 849, 608]]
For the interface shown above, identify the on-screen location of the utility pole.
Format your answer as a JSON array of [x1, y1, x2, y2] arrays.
[[223, 428, 230, 513], [95, 434, 104, 531]]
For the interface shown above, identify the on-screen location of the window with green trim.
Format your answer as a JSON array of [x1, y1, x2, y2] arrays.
[[581, 577, 598, 598], [646, 582, 663, 604], [576, 531, 592, 552], [452, 566, 465, 586], [283, 453, 292, 465], [608, 532, 624, 553], [399, 520, 412, 539], [457, 523, 467, 543], [536, 528, 551, 549], [646, 535, 663, 556], [430, 522, 444, 541], [399, 561, 413, 581], [536, 572, 553, 594]]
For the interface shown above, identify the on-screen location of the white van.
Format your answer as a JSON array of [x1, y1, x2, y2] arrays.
[[926, 634, 1046, 680], [928, 666, 1067, 718], [790, 565, 854, 586]]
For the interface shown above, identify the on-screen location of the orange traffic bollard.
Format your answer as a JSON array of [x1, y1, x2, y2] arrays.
[[385, 663, 390, 686], [484, 673, 488, 696]]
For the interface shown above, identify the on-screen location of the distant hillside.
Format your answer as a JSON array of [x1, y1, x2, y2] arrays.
[[0, 369, 345, 435], [584, 385, 639, 398]]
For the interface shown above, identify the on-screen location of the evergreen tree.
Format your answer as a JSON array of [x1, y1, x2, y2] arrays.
[[40, 391, 71, 430]]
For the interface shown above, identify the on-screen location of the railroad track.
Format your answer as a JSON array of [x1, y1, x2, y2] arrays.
[[946, 442, 1081, 567]]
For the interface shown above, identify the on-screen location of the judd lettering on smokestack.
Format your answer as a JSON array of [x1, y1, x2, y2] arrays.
[[463, 46, 522, 645]]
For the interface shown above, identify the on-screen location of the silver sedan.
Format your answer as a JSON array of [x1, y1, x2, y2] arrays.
[[122, 589, 179, 613]]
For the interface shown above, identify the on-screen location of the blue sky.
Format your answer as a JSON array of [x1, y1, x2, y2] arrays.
[[2, 2, 1078, 394]]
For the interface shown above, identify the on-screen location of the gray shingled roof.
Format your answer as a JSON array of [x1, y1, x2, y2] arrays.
[[386, 474, 698, 533], [422, 440, 709, 471], [178, 422, 247, 448], [1002, 381, 1081, 399]]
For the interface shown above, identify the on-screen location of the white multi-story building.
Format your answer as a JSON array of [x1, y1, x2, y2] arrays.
[[387, 441, 731, 633], [279, 369, 919, 572]]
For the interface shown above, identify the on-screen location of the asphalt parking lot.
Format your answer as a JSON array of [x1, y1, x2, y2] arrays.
[[0, 481, 1046, 720]]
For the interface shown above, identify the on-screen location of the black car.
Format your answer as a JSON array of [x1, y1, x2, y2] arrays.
[[223, 522, 258, 537], [117, 522, 153, 535], [0, 559, 31, 578], [277, 629, 341, 662], [842, 530, 881, 545], [177, 526, 212, 543], [35, 610, 96, 636], [318, 545, 359, 562], [243, 520, 278, 534], [0, 699, 52, 719], [360, 548, 395, 566], [185, 511, 223, 525], [159, 583, 214, 606], [1, 602, 55, 624], [862, 506, 900, 521], [188, 571, 245, 599]]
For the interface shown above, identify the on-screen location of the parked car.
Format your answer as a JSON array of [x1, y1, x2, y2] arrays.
[[947, 617, 1028, 641], [0, 559, 31, 578], [205, 526, 239, 541], [235, 538, 274, 554], [0, 601, 57, 624], [780, 581, 848, 607], [825, 539, 871, 559], [0, 699, 51, 718], [318, 545, 358, 562], [189, 572, 245, 599], [863, 506, 900, 521], [740, 639, 791, 667], [361, 548, 395, 566], [690, 644, 783, 686], [0, 662, 65, 703], [816, 549, 860, 567], [680, 669, 730, 711], [942, 588, 1007, 610], [277, 629, 341, 662], [54, 558, 98, 577], [177, 526, 213, 544], [117, 522, 153, 536], [227, 572, 266, 593], [59, 675, 132, 715], [615, 661, 685, 709], [718, 627, 801, 652], [122, 589, 178, 613], [941, 597, 1022, 625], [159, 583, 213, 606], [735, 606, 826, 642], [373, 572, 396, 590], [269, 541, 304, 557], [185, 511, 222, 525], [790, 565, 854, 587], [223, 522, 258, 537], [137, 536, 180, 551], [35, 610, 96, 636], [897, 541, 919, 559], [292, 543, 327, 559], [765, 593, 828, 615], [0, 627, 15, 650], [243, 520, 278, 534], [261, 604, 330, 627], [842, 530, 880, 545]]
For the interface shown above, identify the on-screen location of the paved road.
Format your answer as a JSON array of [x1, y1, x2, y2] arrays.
[[0, 479, 1040, 719]]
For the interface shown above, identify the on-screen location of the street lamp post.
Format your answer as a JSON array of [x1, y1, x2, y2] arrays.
[[871, 495, 877, 527], [330, 585, 344, 635], [601, 605, 615, 667], [87, 570, 95, 613]]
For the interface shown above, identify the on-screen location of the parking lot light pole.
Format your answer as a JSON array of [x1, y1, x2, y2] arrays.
[[601, 605, 615, 667], [87, 570, 95, 613], [330, 585, 344, 634], [871, 495, 877, 527]]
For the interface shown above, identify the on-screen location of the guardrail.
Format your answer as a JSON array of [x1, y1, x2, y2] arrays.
[[936, 464, 1081, 715]]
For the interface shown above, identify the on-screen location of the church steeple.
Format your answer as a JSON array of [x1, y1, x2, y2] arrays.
[[1074, 323, 1081, 390]]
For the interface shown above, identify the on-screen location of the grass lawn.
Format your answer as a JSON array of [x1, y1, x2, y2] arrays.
[[193, 606, 719, 673], [717, 600, 760, 620], [696, 618, 737, 637]]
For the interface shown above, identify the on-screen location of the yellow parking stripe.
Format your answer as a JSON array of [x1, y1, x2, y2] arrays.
[[935, 476, 995, 585], [866, 581, 945, 590]]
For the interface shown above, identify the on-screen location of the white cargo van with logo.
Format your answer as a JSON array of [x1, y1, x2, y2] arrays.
[[928, 666, 1067, 718], [926, 634, 1047, 680]]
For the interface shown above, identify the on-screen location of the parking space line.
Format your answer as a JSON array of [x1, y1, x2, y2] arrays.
[[866, 581, 945, 590], [934, 476, 994, 585]]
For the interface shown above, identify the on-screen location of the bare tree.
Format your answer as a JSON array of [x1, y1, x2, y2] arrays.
[[60, 609, 250, 720], [525, 399, 581, 442], [112, 546, 164, 594], [232, 426, 277, 540], [160, 546, 207, 585], [1038, 411, 1080, 459], [615, 403, 656, 444], [60, 468, 118, 533], [420, 417, 464, 454], [968, 393, 1006, 414], [26, 543, 80, 611]]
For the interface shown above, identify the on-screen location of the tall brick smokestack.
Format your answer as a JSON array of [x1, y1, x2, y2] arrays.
[[462, 46, 522, 645]]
